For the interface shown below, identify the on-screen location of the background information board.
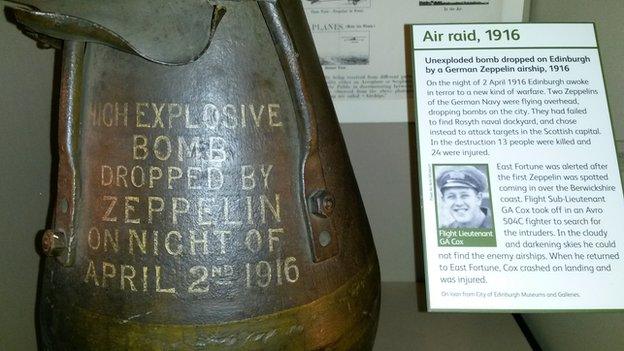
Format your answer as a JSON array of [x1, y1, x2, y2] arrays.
[[412, 23, 624, 311], [304, 0, 529, 123]]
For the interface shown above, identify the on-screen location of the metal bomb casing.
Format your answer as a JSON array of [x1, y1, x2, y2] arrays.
[[8, 0, 380, 350]]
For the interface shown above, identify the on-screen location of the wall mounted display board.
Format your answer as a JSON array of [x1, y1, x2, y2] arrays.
[[412, 23, 624, 311], [303, 0, 530, 123]]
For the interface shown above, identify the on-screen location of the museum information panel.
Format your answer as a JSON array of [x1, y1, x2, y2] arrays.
[[412, 23, 624, 311]]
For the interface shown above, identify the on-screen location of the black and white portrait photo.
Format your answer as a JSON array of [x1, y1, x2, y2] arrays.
[[434, 165, 493, 229]]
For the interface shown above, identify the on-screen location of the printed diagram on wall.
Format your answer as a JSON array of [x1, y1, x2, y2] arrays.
[[419, 1, 490, 6], [303, 0, 371, 9], [314, 31, 370, 66]]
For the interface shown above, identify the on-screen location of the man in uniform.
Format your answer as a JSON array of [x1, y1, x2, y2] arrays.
[[436, 166, 493, 229]]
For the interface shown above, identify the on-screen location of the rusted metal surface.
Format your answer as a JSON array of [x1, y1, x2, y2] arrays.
[[8, 1, 380, 349], [7, 0, 223, 64], [49, 39, 84, 266], [259, 2, 343, 264]]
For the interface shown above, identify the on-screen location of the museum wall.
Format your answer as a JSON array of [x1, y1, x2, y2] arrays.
[[0, 0, 623, 350]]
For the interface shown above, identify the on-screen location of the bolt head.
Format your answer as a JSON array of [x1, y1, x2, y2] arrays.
[[309, 190, 336, 218], [42, 230, 66, 257], [321, 194, 335, 215]]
